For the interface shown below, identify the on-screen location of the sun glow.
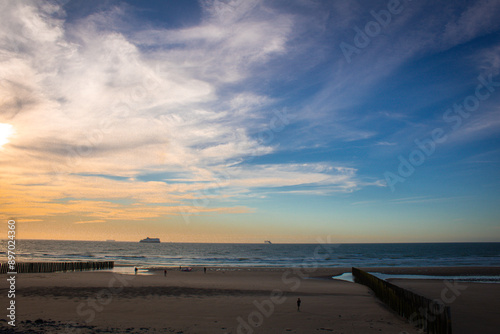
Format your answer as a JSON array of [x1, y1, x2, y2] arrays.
[[0, 123, 15, 149]]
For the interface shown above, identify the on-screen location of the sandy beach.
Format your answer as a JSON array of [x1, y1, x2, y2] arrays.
[[1, 267, 499, 333], [2, 1, 500, 331], [392, 279, 500, 334]]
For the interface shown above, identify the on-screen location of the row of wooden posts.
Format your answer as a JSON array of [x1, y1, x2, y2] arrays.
[[0, 261, 114, 274], [352, 267, 452, 334], [0, 262, 451, 333]]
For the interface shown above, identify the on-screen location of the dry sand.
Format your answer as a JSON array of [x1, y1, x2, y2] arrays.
[[391, 279, 500, 334], [0, 267, 498, 333]]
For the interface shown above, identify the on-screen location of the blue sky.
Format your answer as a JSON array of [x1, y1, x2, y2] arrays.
[[0, 0, 499, 242]]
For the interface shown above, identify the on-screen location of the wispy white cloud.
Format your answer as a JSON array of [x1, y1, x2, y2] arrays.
[[390, 196, 471, 205], [292, 0, 500, 151], [375, 141, 397, 146], [352, 196, 471, 206], [224, 163, 360, 193], [3, 0, 496, 227], [459, 149, 500, 164], [0, 0, 377, 224], [441, 0, 500, 49]]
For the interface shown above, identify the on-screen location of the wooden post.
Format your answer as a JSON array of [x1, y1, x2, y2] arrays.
[[352, 267, 452, 334], [0, 261, 115, 274]]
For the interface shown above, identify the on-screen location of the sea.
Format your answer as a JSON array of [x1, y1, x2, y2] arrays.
[[1, 240, 500, 269]]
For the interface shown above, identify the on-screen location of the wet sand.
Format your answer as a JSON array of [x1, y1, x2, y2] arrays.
[[391, 279, 500, 334], [0, 267, 498, 333]]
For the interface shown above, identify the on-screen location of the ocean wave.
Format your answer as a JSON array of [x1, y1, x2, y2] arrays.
[[4, 241, 499, 268]]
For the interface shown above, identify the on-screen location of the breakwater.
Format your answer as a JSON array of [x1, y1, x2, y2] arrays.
[[352, 267, 452, 334], [0, 261, 114, 274]]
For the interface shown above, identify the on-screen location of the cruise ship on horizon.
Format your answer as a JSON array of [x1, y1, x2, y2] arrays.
[[139, 237, 161, 243]]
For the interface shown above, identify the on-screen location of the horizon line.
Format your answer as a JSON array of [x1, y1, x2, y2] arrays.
[[3, 238, 499, 244]]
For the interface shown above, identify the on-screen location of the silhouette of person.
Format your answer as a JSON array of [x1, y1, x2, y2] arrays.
[[164, 269, 167, 277], [134, 267, 138, 275], [204, 267, 207, 274], [297, 298, 301, 312]]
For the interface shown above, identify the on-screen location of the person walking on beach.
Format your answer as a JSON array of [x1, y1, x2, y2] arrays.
[[164, 269, 167, 277], [204, 267, 207, 274], [297, 298, 301, 312], [134, 267, 138, 275]]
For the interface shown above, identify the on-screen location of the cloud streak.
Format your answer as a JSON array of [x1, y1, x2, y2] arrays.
[[0, 0, 372, 225], [1, 0, 498, 243]]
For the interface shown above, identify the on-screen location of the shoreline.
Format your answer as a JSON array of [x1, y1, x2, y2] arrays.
[[127, 265, 500, 277], [1, 266, 499, 333], [124, 265, 500, 271]]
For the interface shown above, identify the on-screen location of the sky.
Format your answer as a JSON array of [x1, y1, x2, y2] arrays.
[[0, 0, 499, 243]]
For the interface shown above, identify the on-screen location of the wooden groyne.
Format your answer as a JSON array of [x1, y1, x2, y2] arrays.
[[352, 267, 452, 334], [0, 261, 114, 274]]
